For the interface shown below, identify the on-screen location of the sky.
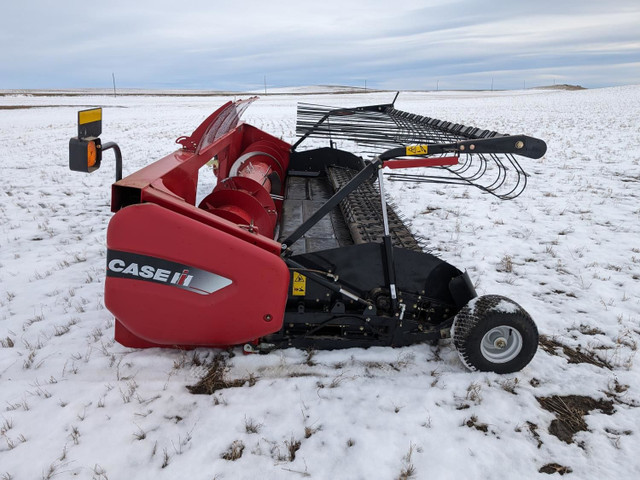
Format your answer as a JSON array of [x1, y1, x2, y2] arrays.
[[1, 0, 638, 91]]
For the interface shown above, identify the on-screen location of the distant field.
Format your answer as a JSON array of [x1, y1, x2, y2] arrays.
[[0, 83, 585, 98]]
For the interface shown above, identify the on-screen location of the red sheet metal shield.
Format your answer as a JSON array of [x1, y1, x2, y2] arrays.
[[106, 202, 289, 348]]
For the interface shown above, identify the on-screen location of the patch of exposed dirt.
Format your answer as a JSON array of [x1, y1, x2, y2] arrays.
[[187, 354, 256, 395], [464, 415, 489, 433], [539, 463, 573, 475], [537, 395, 614, 444], [539, 335, 611, 369]]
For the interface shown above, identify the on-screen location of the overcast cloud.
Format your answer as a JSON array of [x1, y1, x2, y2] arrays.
[[1, 0, 638, 90]]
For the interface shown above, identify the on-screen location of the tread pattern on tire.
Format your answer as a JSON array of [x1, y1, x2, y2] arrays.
[[451, 295, 536, 372]]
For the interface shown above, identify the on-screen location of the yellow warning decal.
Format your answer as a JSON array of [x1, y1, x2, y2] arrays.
[[292, 272, 306, 296], [405, 145, 429, 156], [79, 108, 102, 125]]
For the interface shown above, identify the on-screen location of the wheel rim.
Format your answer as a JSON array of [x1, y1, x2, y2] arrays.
[[480, 326, 523, 364]]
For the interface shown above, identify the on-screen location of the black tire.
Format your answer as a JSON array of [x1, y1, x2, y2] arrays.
[[451, 295, 538, 374]]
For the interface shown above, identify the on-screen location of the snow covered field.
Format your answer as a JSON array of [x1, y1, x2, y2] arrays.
[[1, 86, 639, 479]]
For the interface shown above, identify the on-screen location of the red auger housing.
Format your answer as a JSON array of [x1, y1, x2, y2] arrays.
[[70, 96, 547, 373], [106, 98, 292, 347]]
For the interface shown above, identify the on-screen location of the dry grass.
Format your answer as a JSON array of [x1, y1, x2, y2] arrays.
[[244, 417, 262, 434], [161, 448, 170, 468], [539, 335, 612, 369], [304, 425, 320, 438], [498, 255, 514, 273], [537, 395, 614, 444], [187, 355, 256, 395], [499, 377, 519, 394], [221, 440, 245, 461], [397, 443, 417, 480], [465, 382, 483, 404], [284, 437, 301, 462]]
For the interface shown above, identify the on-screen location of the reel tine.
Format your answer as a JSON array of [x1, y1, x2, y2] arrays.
[[296, 101, 542, 200]]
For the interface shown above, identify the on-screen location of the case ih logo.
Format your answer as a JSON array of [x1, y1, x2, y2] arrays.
[[107, 250, 232, 295]]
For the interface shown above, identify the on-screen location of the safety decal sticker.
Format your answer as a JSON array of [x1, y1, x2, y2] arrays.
[[292, 272, 306, 296], [405, 145, 429, 156]]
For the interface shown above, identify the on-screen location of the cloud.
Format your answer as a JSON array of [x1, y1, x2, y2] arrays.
[[1, 0, 638, 89]]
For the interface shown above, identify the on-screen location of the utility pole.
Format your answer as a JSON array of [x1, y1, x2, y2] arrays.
[[436, 80, 439, 91], [364, 79, 367, 91], [491, 78, 494, 91], [264, 75, 267, 95], [112, 73, 117, 97]]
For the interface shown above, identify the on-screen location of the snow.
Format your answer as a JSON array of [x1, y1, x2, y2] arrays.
[[493, 299, 522, 314], [1, 86, 640, 479]]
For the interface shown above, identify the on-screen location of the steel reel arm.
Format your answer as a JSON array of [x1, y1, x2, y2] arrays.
[[379, 135, 547, 161]]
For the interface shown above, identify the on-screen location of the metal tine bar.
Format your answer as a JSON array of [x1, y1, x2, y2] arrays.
[[393, 115, 434, 144], [387, 174, 480, 189], [447, 153, 476, 176], [388, 107, 492, 142], [448, 153, 474, 174], [386, 157, 525, 200], [512, 153, 528, 193], [448, 153, 485, 180], [449, 154, 502, 197], [467, 154, 502, 190], [295, 102, 533, 200], [464, 156, 489, 183], [496, 153, 527, 198], [385, 173, 508, 199], [490, 153, 511, 192], [488, 152, 522, 198], [480, 154, 508, 193]]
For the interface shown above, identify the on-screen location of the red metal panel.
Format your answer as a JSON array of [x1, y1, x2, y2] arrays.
[[382, 156, 459, 169], [106, 203, 289, 347], [140, 187, 283, 255], [111, 128, 242, 211]]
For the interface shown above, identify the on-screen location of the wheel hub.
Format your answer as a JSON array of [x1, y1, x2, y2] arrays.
[[480, 326, 523, 364]]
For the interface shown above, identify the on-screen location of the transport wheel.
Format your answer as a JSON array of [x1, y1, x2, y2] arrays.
[[451, 295, 538, 373]]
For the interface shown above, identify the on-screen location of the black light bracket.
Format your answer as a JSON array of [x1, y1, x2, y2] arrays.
[[100, 141, 123, 182]]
